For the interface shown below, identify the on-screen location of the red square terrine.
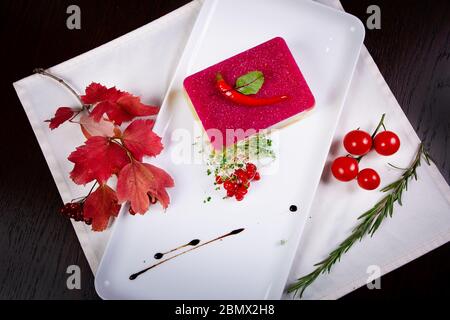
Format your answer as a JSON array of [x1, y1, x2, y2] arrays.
[[183, 37, 315, 150]]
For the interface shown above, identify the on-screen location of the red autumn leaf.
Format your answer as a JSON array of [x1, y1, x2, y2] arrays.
[[91, 94, 159, 126], [68, 136, 129, 185], [81, 82, 123, 104], [46, 107, 76, 130], [79, 114, 116, 139], [122, 119, 163, 161], [117, 161, 174, 214], [81, 82, 159, 125], [83, 184, 121, 231]]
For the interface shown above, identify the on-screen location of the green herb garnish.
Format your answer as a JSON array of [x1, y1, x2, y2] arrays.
[[207, 133, 275, 180], [203, 196, 212, 204], [235, 71, 264, 95]]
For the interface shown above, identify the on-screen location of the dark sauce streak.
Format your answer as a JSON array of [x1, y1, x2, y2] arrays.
[[154, 239, 201, 260], [129, 228, 245, 281]]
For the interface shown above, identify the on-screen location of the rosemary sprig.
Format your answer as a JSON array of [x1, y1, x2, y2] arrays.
[[288, 143, 432, 298]]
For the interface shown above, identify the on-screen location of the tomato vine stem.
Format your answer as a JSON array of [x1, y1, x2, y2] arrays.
[[352, 113, 387, 163], [371, 113, 386, 140]]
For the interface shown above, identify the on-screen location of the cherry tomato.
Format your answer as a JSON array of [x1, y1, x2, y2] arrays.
[[331, 157, 359, 182], [357, 168, 381, 190], [343, 130, 373, 156], [373, 131, 400, 156]]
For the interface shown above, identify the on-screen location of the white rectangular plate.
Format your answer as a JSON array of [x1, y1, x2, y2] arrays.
[[95, 0, 364, 299]]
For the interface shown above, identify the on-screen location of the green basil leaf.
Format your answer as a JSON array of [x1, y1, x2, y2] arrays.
[[235, 71, 264, 95]]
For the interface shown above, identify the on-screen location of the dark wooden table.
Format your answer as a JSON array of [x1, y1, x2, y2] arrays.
[[1, 0, 449, 300]]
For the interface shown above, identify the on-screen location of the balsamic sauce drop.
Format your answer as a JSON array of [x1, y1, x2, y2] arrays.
[[154, 253, 164, 260]]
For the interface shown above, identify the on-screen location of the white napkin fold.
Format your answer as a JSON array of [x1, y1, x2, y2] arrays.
[[13, 0, 450, 299]]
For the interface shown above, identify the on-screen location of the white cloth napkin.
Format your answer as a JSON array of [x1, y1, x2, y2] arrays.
[[13, 0, 450, 299]]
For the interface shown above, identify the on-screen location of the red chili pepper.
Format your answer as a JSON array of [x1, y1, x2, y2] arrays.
[[216, 73, 288, 107]]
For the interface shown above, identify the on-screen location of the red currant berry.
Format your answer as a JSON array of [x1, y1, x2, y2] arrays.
[[236, 186, 248, 196], [60, 202, 82, 218], [246, 162, 257, 172], [239, 176, 249, 186], [215, 176, 223, 184], [357, 168, 381, 190], [245, 163, 257, 176], [235, 193, 245, 201], [227, 189, 236, 197], [224, 180, 236, 191], [235, 169, 247, 181], [253, 172, 261, 181], [331, 157, 359, 182]]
